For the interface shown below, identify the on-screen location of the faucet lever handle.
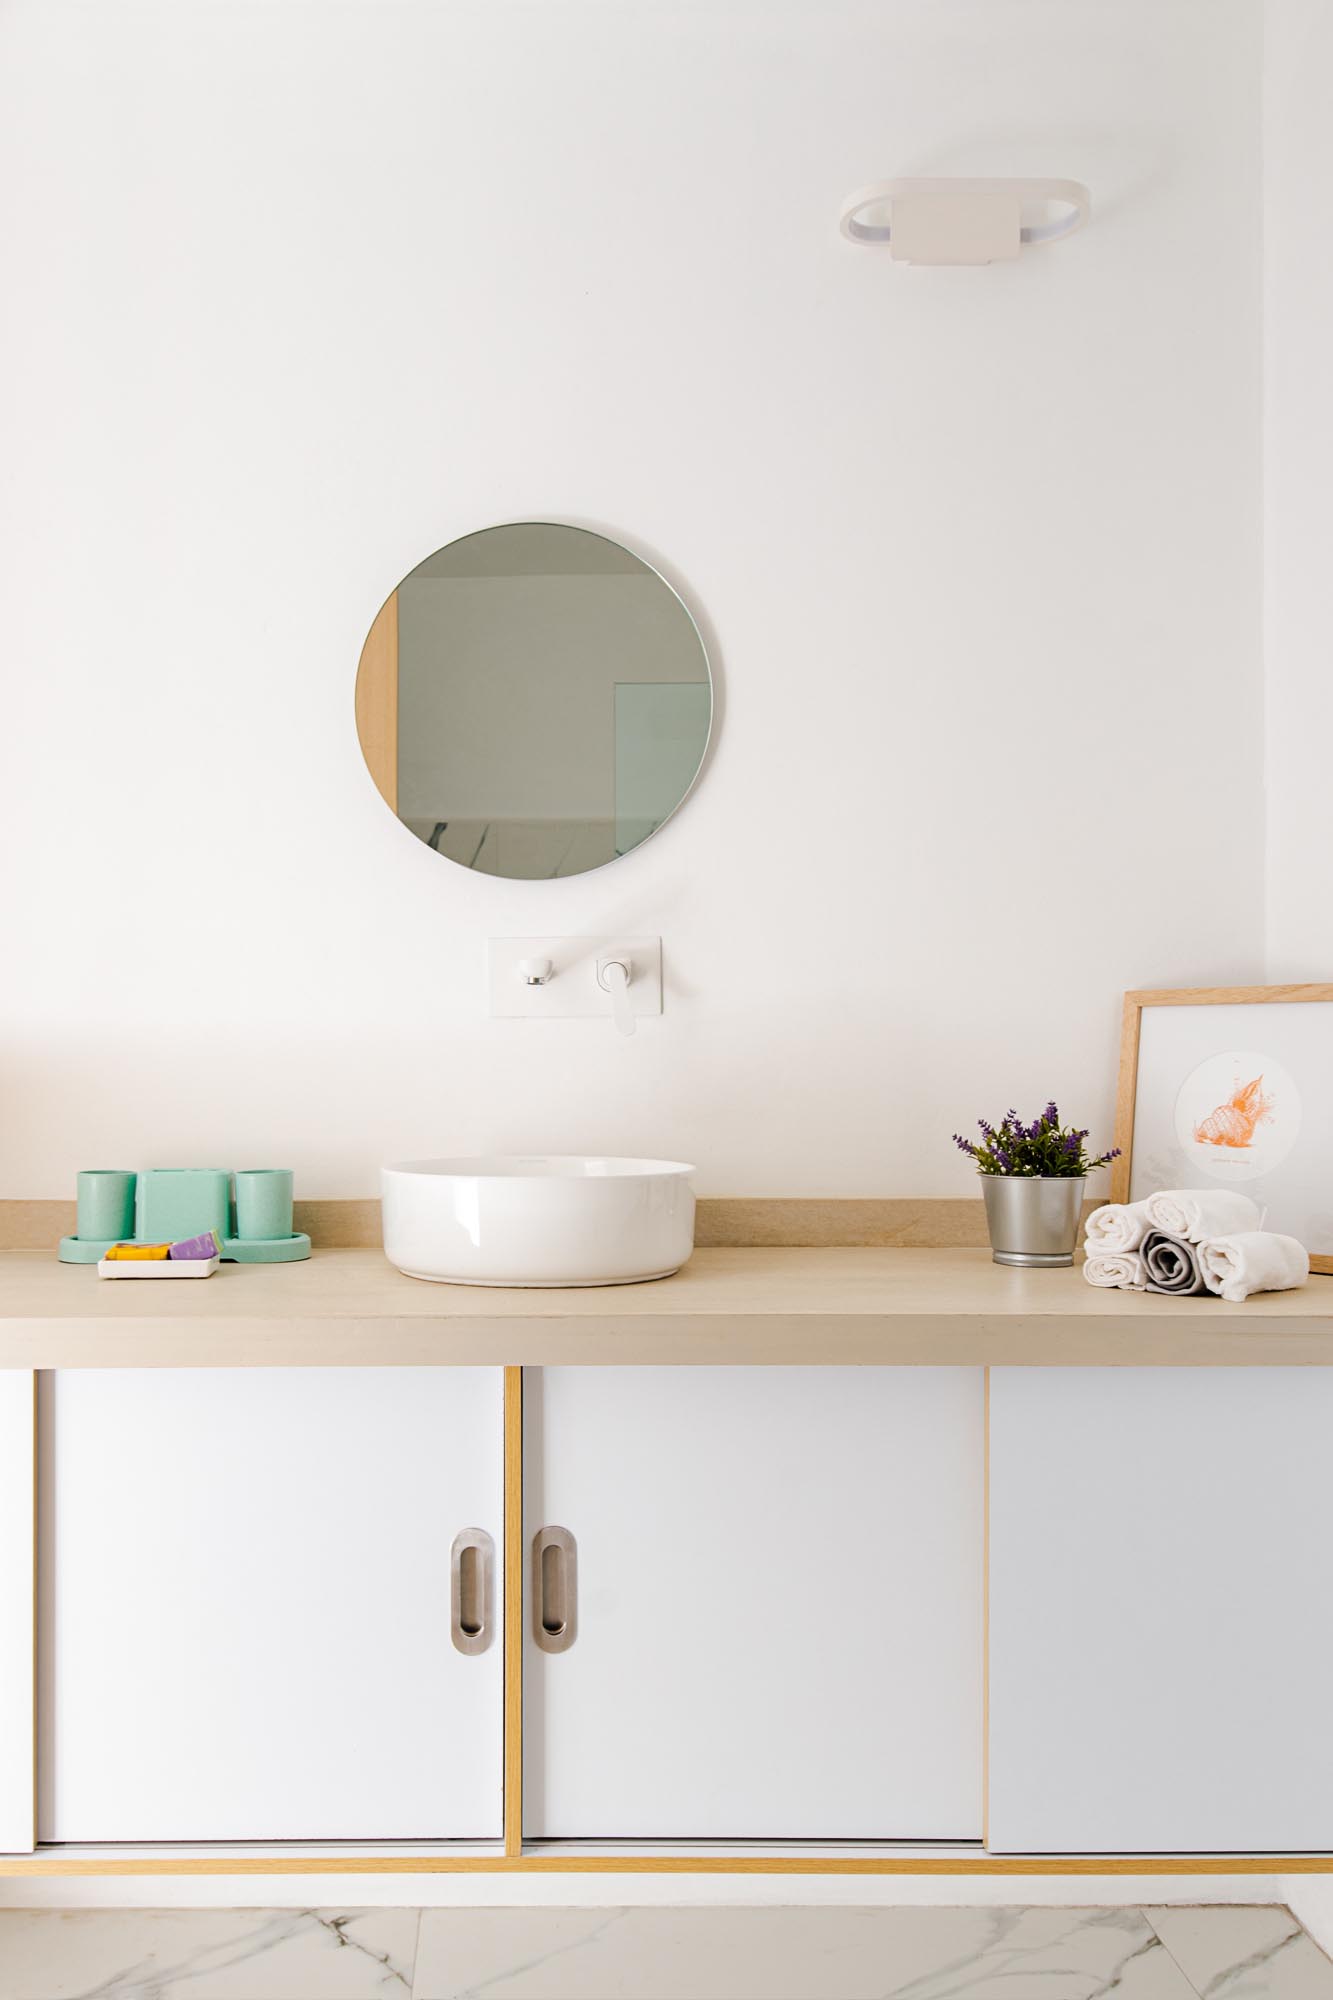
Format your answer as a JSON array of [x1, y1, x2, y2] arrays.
[[597, 957, 636, 1038]]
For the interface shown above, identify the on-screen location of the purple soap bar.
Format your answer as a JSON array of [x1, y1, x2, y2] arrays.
[[169, 1230, 220, 1260]]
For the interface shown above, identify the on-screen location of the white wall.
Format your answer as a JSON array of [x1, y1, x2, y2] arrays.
[[0, 0, 1264, 1199], [1264, 0, 1333, 977]]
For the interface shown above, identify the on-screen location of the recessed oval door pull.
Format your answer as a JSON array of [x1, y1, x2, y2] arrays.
[[450, 1528, 494, 1656], [532, 1525, 577, 1653]]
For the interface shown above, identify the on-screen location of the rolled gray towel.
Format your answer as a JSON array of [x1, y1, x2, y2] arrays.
[[1142, 1229, 1208, 1296]]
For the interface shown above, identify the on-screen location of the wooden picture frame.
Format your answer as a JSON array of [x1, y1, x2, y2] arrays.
[[1114, 984, 1333, 1275]]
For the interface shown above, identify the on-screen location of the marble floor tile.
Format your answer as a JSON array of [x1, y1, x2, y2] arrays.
[[1146, 1904, 1333, 1998], [0, 1907, 419, 2000], [412, 1904, 1198, 2000], [4, 1904, 1323, 2000]]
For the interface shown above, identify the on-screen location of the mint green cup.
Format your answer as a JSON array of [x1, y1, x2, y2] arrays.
[[234, 1169, 294, 1242], [76, 1170, 136, 1242]]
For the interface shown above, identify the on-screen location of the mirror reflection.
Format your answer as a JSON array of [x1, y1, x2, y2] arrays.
[[355, 523, 712, 879]]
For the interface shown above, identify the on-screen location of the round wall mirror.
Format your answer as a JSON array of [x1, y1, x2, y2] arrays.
[[355, 522, 712, 880]]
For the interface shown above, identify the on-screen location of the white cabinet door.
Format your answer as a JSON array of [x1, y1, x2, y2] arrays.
[[39, 1367, 503, 1842], [524, 1366, 984, 1840], [0, 1372, 34, 1854], [989, 1368, 1333, 1854]]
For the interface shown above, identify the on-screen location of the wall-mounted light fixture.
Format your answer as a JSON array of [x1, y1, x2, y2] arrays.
[[839, 177, 1089, 266]]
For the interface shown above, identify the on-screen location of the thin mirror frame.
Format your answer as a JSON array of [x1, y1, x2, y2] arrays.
[[354, 520, 715, 879]]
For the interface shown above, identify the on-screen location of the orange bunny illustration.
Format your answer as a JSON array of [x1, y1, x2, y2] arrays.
[[1193, 1075, 1275, 1149]]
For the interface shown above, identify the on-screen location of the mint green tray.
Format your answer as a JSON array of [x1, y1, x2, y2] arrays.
[[59, 1233, 311, 1265]]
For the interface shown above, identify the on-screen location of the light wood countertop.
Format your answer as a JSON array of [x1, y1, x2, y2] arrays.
[[0, 1247, 1330, 1367]]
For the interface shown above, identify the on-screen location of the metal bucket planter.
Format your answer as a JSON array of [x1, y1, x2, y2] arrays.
[[981, 1175, 1086, 1267]]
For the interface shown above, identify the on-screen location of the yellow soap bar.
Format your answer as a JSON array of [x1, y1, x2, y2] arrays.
[[103, 1242, 171, 1261]]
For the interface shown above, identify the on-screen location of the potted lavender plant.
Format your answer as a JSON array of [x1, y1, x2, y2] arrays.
[[952, 1103, 1120, 1267]]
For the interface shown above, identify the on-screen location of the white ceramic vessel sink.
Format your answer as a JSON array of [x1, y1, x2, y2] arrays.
[[380, 1156, 697, 1287]]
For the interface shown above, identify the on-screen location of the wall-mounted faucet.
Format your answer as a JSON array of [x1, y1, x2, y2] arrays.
[[489, 938, 662, 1035]]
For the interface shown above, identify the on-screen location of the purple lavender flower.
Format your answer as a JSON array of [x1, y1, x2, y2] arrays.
[[949, 1101, 1117, 1178]]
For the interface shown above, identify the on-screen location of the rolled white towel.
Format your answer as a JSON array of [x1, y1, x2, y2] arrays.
[[1141, 1230, 1208, 1295], [1083, 1249, 1147, 1291], [1084, 1200, 1153, 1254], [1198, 1231, 1309, 1304], [1144, 1188, 1263, 1243]]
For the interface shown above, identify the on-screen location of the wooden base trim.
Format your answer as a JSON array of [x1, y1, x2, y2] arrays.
[[503, 1367, 523, 1858], [693, 1200, 1098, 1249], [0, 1853, 1329, 1877], [0, 1197, 1106, 1254]]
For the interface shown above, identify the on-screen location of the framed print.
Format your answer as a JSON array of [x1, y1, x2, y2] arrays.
[[1113, 984, 1333, 1274]]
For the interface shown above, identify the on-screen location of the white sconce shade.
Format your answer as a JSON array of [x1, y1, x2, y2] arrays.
[[839, 177, 1090, 265]]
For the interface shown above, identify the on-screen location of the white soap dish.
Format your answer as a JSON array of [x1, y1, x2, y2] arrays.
[[96, 1257, 220, 1280]]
